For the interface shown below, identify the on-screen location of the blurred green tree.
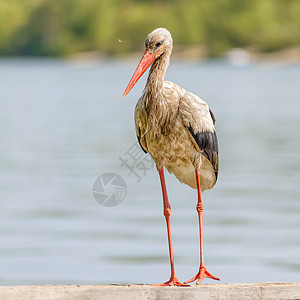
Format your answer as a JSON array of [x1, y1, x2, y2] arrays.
[[0, 0, 299, 57]]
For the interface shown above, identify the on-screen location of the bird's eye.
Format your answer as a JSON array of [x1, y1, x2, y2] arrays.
[[155, 41, 163, 48]]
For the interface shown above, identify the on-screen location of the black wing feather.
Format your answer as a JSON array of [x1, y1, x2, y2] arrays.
[[188, 126, 219, 179], [137, 127, 147, 154]]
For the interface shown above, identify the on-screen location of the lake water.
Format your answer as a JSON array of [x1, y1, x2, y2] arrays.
[[0, 58, 299, 285]]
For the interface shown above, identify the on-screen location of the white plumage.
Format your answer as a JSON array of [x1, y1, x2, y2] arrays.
[[135, 80, 217, 190]]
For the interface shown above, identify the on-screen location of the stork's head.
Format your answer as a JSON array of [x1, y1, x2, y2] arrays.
[[145, 28, 173, 59], [123, 28, 173, 98]]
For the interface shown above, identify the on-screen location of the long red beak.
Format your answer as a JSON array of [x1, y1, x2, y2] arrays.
[[122, 50, 156, 98]]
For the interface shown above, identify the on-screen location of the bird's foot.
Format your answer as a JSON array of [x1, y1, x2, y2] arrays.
[[184, 266, 220, 285], [153, 275, 190, 287]]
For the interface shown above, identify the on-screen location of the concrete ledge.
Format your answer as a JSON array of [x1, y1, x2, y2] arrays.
[[0, 283, 300, 300]]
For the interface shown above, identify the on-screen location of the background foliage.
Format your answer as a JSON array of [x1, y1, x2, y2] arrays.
[[1, 0, 300, 57]]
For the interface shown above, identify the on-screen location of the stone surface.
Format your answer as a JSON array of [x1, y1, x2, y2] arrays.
[[0, 283, 300, 300]]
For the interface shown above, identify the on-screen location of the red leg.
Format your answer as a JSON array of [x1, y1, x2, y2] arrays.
[[184, 168, 220, 285], [153, 167, 188, 286]]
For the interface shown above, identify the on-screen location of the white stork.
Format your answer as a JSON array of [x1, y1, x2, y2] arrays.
[[123, 28, 219, 286]]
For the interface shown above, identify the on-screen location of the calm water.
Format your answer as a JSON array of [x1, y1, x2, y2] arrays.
[[0, 58, 299, 285]]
